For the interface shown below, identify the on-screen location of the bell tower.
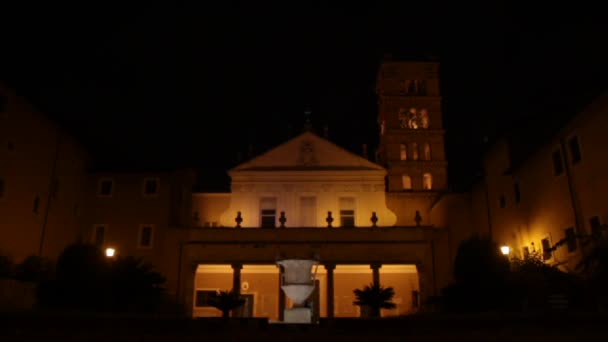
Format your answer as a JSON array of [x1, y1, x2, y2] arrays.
[[376, 58, 447, 192]]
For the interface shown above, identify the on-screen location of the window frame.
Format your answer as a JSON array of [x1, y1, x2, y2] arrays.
[[97, 178, 114, 197], [513, 183, 521, 204], [422, 172, 433, 190], [590, 216, 602, 237], [402, 174, 412, 190], [399, 143, 407, 161], [142, 177, 160, 197], [541, 237, 553, 261], [259, 197, 277, 228], [339, 197, 356, 227], [565, 227, 578, 253], [499, 194, 506, 208], [93, 224, 107, 247], [137, 224, 155, 249], [32, 195, 41, 214]]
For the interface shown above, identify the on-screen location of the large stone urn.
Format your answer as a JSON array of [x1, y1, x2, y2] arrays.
[[277, 259, 318, 323]]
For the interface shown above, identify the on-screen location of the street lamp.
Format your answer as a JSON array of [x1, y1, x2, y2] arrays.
[[105, 247, 116, 258], [500, 245, 510, 256]]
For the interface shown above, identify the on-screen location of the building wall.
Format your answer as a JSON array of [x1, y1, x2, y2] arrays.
[[219, 171, 397, 228], [473, 92, 608, 269], [191, 193, 230, 227], [82, 170, 195, 269], [0, 84, 90, 261], [429, 193, 474, 290]]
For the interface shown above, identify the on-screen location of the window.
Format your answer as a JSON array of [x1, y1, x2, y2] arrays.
[[418, 80, 427, 95], [300, 196, 317, 227], [541, 238, 552, 261], [399, 144, 407, 160], [522, 246, 530, 259], [143, 178, 160, 196], [499, 195, 506, 208], [422, 143, 431, 160], [260, 197, 277, 228], [339, 197, 355, 227], [0, 177, 5, 198], [138, 225, 154, 248], [33, 196, 40, 214], [98, 179, 114, 197], [565, 227, 577, 252], [195, 290, 217, 307], [568, 136, 582, 164], [406, 80, 417, 94], [552, 150, 564, 176], [94, 225, 106, 247], [422, 173, 432, 190], [514, 183, 521, 203], [590, 216, 602, 237], [411, 143, 419, 160], [402, 175, 412, 190]]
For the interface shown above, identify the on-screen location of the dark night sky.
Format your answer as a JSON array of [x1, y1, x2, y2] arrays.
[[2, 2, 607, 190]]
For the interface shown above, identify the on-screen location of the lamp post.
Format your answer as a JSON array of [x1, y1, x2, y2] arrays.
[[105, 247, 116, 258]]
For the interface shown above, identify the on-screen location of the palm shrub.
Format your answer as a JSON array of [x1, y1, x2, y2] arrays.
[[353, 283, 396, 318]]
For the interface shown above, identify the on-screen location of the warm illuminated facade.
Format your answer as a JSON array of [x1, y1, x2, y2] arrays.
[[472, 91, 608, 271]]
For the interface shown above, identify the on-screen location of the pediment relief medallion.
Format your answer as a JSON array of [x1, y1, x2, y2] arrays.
[[296, 140, 319, 167]]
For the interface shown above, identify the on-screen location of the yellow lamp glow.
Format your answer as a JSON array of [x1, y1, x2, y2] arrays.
[[500, 245, 510, 256], [105, 247, 116, 258]]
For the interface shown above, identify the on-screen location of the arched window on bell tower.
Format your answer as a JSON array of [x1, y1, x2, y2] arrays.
[[399, 144, 407, 160], [402, 174, 412, 190], [422, 173, 433, 190], [411, 143, 419, 160], [423, 143, 431, 160]]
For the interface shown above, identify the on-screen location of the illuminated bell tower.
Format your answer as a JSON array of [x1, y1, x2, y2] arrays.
[[377, 58, 448, 192]]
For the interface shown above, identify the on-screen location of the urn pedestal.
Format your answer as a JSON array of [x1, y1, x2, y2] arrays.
[[276, 259, 318, 323]]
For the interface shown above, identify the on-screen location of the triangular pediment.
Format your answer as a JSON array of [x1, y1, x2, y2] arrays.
[[232, 131, 384, 172]]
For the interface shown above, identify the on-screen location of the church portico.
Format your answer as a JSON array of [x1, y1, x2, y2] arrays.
[[191, 261, 420, 319], [179, 225, 439, 319]]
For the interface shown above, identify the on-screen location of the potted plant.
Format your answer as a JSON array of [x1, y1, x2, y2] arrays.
[[353, 283, 396, 318]]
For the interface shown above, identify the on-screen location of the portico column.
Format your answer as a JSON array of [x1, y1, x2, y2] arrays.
[[371, 263, 381, 287], [325, 263, 335, 318], [181, 262, 198, 318], [231, 263, 243, 317], [278, 265, 285, 321], [416, 263, 431, 312], [232, 263, 243, 294]]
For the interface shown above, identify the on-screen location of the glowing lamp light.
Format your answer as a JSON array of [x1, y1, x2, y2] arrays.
[[105, 247, 116, 258], [500, 245, 510, 256]]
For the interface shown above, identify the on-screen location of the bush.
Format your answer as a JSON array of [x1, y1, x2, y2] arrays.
[[13, 255, 53, 283], [0, 254, 13, 278], [442, 235, 511, 312], [107, 256, 166, 313], [38, 243, 166, 313], [509, 251, 584, 311]]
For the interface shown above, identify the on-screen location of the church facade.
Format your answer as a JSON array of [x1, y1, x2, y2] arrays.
[[183, 59, 466, 319]]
